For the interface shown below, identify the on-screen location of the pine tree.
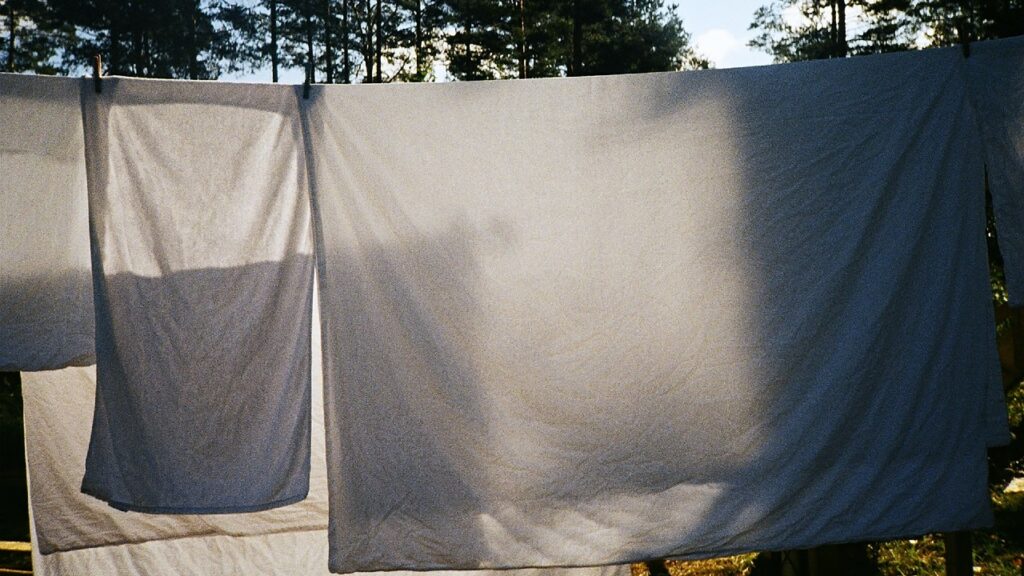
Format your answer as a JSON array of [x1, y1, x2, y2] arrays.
[[911, 0, 1024, 46], [750, 0, 1024, 63], [442, 0, 704, 81], [48, 0, 236, 78], [749, 0, 852, 62], [1, 0, 62, 73]]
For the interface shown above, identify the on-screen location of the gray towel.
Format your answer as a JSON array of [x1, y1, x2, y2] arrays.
[[80, 77, 315, 513], [24, 296, 327, 555], [0, 74, 94, 371]]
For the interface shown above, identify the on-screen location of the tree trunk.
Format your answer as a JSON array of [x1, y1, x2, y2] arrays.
[[829, 0, 837, 56], [306, 0, 315, 83], [142, 28, 151, 76], [518, 0, 527, 78], [362, 0, 373, 81], [836, 0, 847, 56], [131, 2, 144, 77], [188, 0, 199, 79], [5, 6, 15, 72], [109, 6, 122, 75], [341, 0, 350, 82], [570, 0, 582, 76], [132, 29, 143, 75], [414, 0, 422, 79], [374, 0, 382, 82], [129, 1, 149, 76], [270, 0, 279, 82], [325, 0, 334, 82]]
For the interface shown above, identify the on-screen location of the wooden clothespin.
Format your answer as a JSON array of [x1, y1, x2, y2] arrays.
[[92, 55, 103, 94]]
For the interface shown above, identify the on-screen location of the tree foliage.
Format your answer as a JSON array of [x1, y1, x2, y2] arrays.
[[750, 0, 852, 62], [750, 0, 1023, 63], [0, 0, 706, 81], [1, 0, 63, 73], [28, 0, 239, 78], [911, 0, 1024, 47]]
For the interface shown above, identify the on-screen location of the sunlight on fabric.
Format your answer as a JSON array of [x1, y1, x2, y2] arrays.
[[92, 82, 313, 278], [306, 47, 1000, 573], [305, 68, 775, 571], [458, 80, 762, 562]]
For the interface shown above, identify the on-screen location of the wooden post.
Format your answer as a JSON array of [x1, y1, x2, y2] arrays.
[[755, 544, 873, 576], [644, 559, 670, 576], [944, 532, 972, 576]]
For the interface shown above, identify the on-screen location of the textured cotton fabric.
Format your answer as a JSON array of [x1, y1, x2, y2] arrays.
[[24, 362, 327, 555], [967, 36, 1024, 305], [23, 328, 629, 576], [28, 528, 335, 576], [305, 46, 1003, 572], [80, 77, 315, 513], [0, 74, 94, 371], [27, 531, 623, 576]]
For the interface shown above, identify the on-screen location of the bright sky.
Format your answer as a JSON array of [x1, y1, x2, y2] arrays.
[[675, 0, 774, 69], [227, 2, 775, 83]]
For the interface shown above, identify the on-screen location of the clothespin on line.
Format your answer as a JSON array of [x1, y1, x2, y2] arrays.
[[92, 55, 102, 94]]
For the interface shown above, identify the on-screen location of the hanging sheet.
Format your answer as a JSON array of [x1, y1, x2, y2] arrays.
[[305, 46, 1004, 572], [966, 36, 1024, 305], [79, 78, 315, 513], [23, 313, 629, 576], [23, 305, 329, 566], [0, 74, 94, 371], [24, 361, 327, 556]]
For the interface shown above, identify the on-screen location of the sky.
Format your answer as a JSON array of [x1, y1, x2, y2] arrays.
[[676, 1, 775, 69], [227, 1, 776, 83]]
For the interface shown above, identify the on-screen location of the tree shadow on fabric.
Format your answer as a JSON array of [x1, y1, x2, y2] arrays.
[[309, 55, 996, 571], [319, 217, 505, 569], [589, 52, 997, 561]]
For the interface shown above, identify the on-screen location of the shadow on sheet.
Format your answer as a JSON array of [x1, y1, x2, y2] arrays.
[[307, 46, 1000, 572]]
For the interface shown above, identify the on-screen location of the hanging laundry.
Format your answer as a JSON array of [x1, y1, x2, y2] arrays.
[[0, 74, 94, 371], [304, 45, 1006, 572], [23, 313, 327, 555], [23, 304, 630, 576], [23, 296, 330, 569], [966, 36, 1024, 305], [80, 78, 315, 513]]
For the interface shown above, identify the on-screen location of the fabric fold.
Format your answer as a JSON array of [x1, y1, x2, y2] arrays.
[[966, 36, 1024, 306]]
